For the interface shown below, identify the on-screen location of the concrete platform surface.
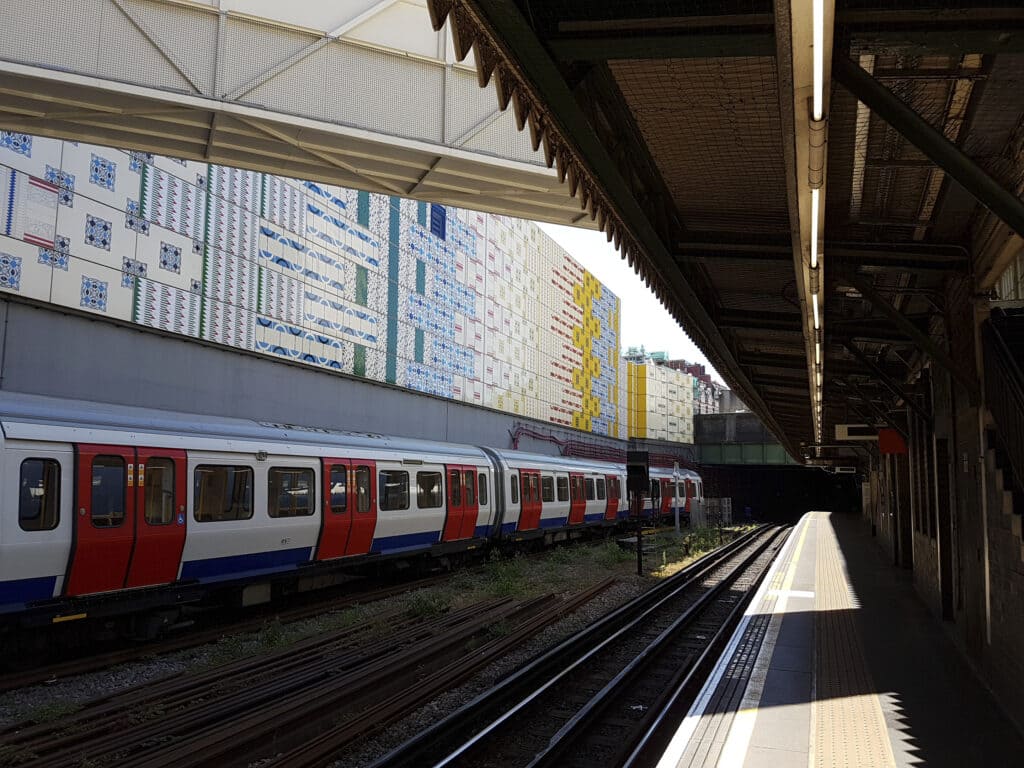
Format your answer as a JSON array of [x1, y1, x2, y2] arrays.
[[656, 511, 1024, 768]]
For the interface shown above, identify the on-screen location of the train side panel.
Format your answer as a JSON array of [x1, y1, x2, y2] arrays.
[[0, 438, 73, 612], [180, 451, 320, 584]]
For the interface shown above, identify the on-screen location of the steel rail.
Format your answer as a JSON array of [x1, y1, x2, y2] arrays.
[[525, 528, 785, 767], [371, 525, 772, 768]]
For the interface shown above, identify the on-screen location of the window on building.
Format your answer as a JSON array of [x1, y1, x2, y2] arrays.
[[464, 470, 475, 505], [379, 470, 409, 511], [510, 474, 519, 504], [541, 476, 554, 503], [19, 458, 60, 531], [143, 457, 175, 525], [269, 467, 314, 517], [478, 473, 488, 506], [354, 466, 371, 512], [92, 455, 126, 527], [417, 471, 443, 509], [330, 466, 347, 511], [585, 478, 595, 501], [596, 478, 606, 500], [556, 476, 569, 502], [194, 465, 253, 522]]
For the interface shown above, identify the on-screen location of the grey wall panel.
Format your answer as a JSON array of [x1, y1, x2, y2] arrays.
[[0, 301, 622, 456]]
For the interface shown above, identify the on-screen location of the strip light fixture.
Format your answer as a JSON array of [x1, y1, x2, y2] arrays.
[[806, 0, 832, 445]]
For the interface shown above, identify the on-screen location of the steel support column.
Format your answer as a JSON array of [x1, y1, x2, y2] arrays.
[[834, 55, 1024, 238]]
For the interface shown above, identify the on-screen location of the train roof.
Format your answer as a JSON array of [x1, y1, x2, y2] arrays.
[[489, 448, 625, 474], [0, 392, 490, 461]]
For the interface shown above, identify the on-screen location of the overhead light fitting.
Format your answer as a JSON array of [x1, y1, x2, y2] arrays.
[[812, 293, 820, 329], [810, 189, 820, 268], [815, 341, 821, 366], [813, 0, 825, 121]]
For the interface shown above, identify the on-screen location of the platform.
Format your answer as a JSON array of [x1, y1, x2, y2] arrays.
[[657, 511, 1024, 768]]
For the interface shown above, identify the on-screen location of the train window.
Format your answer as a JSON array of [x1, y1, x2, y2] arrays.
[[584, 478, 595, 501], [556, 476, 569, 502], [330, 466, 347, 510], [464, 471, 475, 505], [144, 458, 175, 525], [19, 458, 60, 531], [541, 476, 554, 503], [379, 470, 409, 511], [449, 469, 462, 507], [194, 465, 253, 522], [478, 473, 488, 506], [354, 466, 371, 512], [417, 472, 443, 509], [268, 468, 314, 518], [530, 474, 540, 502], [510, 474, 519, 504], [92, 456, 126, 528], [596, 478, 606, 500]]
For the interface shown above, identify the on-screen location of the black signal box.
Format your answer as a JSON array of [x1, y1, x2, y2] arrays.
[[626, 450, 649, 495]]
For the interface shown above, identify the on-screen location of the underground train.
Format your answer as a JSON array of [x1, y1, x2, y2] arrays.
[[0, 393, 702, 629]]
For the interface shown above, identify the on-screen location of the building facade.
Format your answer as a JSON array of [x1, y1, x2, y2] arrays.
[[0, 133, 625, 438]]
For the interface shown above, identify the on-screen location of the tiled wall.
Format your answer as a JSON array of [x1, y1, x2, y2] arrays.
[[626, 362, 695, 443], [0, 133, 625, 438]]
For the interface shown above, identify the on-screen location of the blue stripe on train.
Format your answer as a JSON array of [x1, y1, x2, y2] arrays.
[[372, 530, 440, 554], [181, 547, 312, 583], [539, 517, 569, 529], [584, 512, 606, 522], [0, 575, 57, 609]]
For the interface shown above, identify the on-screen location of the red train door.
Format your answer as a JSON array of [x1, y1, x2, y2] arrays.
[[460, 468, 479, 539], [125, 448, 187, 587], [661, 479, 673, 516], [442, 465, 466, 541], [518, 470, 542, 530], [604, 475, 619, 521], [318, 459, 351, 560], [66, 444, 136, 596], [568, 473, 586, 524], [346, 462, 377, 556], [684, 479, 694, 515]]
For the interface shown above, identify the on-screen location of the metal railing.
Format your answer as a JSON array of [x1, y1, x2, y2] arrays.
[[983, 309, 1024, 498]]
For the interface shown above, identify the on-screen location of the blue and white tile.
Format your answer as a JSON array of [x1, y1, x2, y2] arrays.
[[134, 221, 195, 291], [56, 195, 131, 272], [0, 134, 62, 179], [56, 142, 130, 210], [50, 256, 132, 320], [0, 235, 52, 301]]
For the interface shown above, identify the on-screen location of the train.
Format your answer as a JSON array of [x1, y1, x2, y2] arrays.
[[1, 392, 702, 631]]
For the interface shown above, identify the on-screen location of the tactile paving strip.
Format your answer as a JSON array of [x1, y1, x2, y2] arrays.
[[812, 514, 896, 768]]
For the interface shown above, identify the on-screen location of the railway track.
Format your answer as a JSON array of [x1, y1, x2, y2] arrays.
[[0, 573, 451, 693], [0, 579, 614, 768], [372, 524, 786, 768]]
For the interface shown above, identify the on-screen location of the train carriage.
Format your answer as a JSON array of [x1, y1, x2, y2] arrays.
[[0, 392, 699, 629]]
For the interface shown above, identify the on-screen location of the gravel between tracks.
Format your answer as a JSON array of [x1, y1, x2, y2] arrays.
[[0, 529, 744, 759], [328, 576, 648, 768]]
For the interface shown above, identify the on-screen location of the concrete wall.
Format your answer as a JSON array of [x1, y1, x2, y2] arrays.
[[859, 278, 1024, 734], [0, 299, 627, 457]]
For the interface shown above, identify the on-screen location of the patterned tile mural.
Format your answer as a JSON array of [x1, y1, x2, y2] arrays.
[[0, 133, 626, 438]]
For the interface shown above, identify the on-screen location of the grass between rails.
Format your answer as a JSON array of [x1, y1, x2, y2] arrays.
[[201, 525, 757, 662]]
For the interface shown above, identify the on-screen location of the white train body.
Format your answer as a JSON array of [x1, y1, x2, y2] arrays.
[[0, 393, 698, 625]]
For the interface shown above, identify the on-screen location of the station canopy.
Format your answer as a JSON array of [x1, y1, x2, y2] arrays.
[[427, 0, 1024, 461]]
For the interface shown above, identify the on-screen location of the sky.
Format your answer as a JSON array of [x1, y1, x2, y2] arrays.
[[537, 223, 724, 384]]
